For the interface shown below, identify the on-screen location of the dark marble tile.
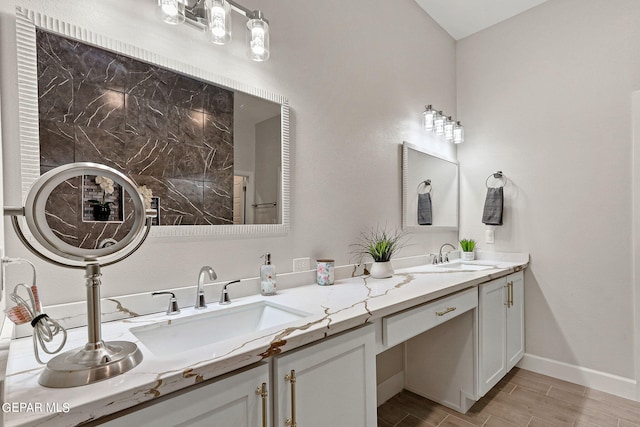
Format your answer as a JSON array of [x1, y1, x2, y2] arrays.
[[125, 94, 167, 138], [75, 125, 128, 171], [123, 134, 174, 178], [39, 121, 75, 167], [37, 66, 73, 123], [73, 83, 125, 131], [125, 60, 178, 103], [171, 144, 213, 181], [203, 111, 233, 148], [204, 85, 234, 116], [203, 180, 233, 225], [167, 74, 207, 110], [45, 192, 80, 246], [168, 105, 203, 144]]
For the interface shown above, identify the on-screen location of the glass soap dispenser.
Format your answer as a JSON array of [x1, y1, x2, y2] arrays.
[[260, 253, 277, 296]]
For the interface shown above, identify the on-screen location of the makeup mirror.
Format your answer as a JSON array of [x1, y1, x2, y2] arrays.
[[402, 142, 459, 231]]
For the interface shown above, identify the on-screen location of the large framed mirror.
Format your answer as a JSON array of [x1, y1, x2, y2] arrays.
[[15, 8, 290, 240], [402, 142, 459, 231]]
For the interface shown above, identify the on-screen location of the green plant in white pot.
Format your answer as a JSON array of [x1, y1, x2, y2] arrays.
[[351, 227, 408, 279], [459, 238, 476, 261]]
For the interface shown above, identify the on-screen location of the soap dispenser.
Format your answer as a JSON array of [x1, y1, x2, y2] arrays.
[[260, 253, 277, 296]]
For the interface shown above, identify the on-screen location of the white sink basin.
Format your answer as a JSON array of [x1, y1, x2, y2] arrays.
[[435, 260, 498, 271], [130, 301, 311, 356]]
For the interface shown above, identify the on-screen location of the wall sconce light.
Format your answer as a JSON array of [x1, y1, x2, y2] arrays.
[[453, 121, 464, 144], [422, 105, 464, 143], [157, 0, 271, 62]]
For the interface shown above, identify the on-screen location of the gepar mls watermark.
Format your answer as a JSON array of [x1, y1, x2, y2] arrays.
[[2, 402, 70, 413]]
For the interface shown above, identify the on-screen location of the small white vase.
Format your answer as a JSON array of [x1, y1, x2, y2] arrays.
[[461, 251, 475, 261], [370, 261, 394, 279]]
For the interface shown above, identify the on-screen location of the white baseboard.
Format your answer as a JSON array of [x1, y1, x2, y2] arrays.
[[377, 371, 405, 407], [518, 353, 637, 401]]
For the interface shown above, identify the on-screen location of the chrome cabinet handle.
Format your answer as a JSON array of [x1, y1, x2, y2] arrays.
[[256, 382, 268, 427], [284, 370, 297, 427], [436, 307, 456, 316]]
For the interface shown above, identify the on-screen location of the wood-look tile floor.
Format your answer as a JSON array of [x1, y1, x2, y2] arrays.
[[377, 368, 640, 427]]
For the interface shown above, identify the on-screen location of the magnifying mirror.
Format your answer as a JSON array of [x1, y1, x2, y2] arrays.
[[5, 162, 156, 388]]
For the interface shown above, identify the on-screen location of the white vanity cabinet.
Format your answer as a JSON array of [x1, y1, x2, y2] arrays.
[[101, 362, 270, 427], [273, 324, 377, 427], [478, 270, 524, 396]]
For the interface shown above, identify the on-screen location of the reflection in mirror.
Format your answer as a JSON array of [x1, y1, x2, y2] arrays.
[[45, 175, 138, 249], [402, 142, 459, 231], [16, 8, 289, 238]]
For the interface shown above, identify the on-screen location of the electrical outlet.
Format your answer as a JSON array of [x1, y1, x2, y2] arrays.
[[485, 229, 495, 244], [293, 257, 310, 272]]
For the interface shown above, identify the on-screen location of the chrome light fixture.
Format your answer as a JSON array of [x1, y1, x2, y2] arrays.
[[157, 0, 271, 61], [422, 105, 464, 144], [444, 116, 454, 141], [453, 121, 465, 144], [422, 105, 437, 131]]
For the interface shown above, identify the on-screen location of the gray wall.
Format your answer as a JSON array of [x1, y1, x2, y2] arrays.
[[457, 0, 640, 382]]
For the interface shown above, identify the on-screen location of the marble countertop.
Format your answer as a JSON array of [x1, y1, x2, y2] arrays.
[[2, 254, 528, 426]]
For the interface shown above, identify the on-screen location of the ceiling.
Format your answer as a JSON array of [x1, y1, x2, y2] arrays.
[[414, 0, 550, 40]]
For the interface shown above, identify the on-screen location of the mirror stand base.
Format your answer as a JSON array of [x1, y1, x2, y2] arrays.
[[38, 341, 143, 388]]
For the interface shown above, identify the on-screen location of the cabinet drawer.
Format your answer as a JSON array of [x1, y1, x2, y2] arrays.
[[383, 287, 477, 348]]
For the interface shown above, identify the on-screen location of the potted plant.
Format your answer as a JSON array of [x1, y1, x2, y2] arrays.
[[459, 238, 476, 261], [88, 176, 115, 221], [351, 226, 408, 279]]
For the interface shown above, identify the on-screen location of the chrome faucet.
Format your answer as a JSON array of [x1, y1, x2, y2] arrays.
[[195, 266, 217, 309], [152, 291, 180, 315], [437, 243, 457, 264], [219, 280, 241, 305]]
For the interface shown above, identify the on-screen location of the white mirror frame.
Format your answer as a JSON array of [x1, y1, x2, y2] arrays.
[[402, 141, 459, 232], [15, 7, 290, 239]]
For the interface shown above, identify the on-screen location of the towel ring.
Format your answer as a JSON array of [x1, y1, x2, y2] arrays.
[[418, 179, 431, 194], [485, 171, 506, 189]]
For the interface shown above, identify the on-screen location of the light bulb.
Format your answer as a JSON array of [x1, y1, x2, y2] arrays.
[[246, 12, 270, 61], [434, 111, 445, 135], [444, 116, 454, 141], [453, 122, 464, 144], [423, 105, 436, 131], [158, 0, 185, 25], [206, 0, 231, 45]]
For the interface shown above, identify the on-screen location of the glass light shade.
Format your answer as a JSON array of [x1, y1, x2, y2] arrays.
[[158, 0, 185, 25], [453, 121, 464, 144], [444, 116, 454, 141], [434, 111, 445, 135], [206, 0, 231, 45], [422, 105, 436, 131], [246, 15, 270, 61]]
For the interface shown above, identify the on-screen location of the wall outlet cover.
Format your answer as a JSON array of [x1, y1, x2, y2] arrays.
[[293, 257, 311, 272], [485, 229, 495, 244]]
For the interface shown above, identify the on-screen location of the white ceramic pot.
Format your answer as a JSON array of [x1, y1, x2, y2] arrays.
[[461, 251, 475, 261], [370, 261, 394, 279]]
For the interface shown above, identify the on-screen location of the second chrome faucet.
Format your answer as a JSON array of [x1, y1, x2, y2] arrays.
[[195, 266, 217, 309]]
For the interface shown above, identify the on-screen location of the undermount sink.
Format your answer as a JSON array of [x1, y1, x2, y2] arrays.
[[435, 260, 498, 271], [130, 301, 312, 357]]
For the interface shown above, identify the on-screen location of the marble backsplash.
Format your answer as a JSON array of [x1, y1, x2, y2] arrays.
[[36, 29, 234, 248]]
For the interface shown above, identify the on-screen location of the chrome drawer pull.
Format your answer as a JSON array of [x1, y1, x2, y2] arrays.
[[436, 307, 456, 316]]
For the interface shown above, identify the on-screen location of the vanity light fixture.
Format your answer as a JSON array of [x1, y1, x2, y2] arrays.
[[453, 121, 465, 144], [422, 105, 464, 143], [444, 116, 455, 141], [434, 111, 445, 135], [422, 105, 437, 131], [157, 0, 271, 61]]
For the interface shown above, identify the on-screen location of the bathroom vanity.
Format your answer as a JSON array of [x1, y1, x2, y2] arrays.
[[2, 253, 527, 427]]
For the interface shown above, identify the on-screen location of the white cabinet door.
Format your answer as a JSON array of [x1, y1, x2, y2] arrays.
[[478, 271, 526, 397], [506, 271, 525, 371], [273, 325, 376, 427], [478, 277, 508, 396], [103, 363, 270, 427]]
